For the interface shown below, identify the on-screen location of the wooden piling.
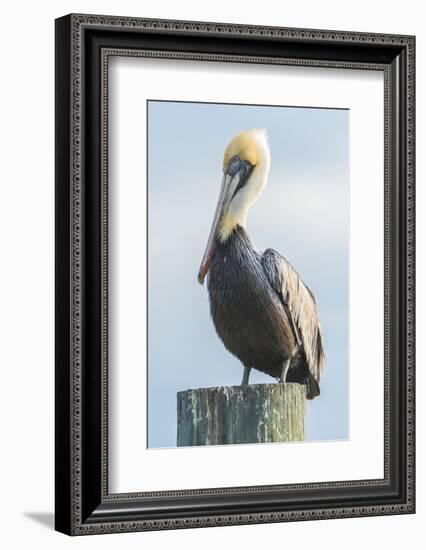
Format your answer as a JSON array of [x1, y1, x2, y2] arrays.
[[177, 383, 306, 447]]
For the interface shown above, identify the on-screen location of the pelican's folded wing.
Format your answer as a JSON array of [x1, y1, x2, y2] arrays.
[[260, 248, 326, 382]]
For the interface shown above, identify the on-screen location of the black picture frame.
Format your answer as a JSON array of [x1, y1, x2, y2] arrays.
[[55, 13, 415, 535]]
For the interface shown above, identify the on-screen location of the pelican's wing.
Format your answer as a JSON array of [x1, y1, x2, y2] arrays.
[[261, 248, 326, 382]]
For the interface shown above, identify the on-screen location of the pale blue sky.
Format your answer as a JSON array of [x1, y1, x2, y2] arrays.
[[147, 100, 349, 448]]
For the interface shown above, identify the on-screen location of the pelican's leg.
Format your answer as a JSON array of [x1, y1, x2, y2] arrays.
[[241, 366, 251, 385], [279, 357, 291, 383]]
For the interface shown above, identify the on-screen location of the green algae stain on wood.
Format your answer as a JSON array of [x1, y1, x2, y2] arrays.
[[177, 383, 306, 446]]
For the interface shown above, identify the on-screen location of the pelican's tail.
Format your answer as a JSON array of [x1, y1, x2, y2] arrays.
[[305, 372, 320, 400]]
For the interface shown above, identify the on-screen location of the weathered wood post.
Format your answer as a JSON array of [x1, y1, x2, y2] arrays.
[[177, 383, 306, 446]]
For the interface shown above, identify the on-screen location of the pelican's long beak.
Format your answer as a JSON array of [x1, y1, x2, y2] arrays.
[[197, 173, 239, 285]]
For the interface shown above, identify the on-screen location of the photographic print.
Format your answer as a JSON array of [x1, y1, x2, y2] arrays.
[[56, 16, 415, 534], [147, 100, 349, 448]]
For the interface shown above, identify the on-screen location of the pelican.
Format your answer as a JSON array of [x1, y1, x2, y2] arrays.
[[197, 129, 325, 399]]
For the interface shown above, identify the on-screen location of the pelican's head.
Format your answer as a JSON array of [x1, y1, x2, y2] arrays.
[[198, 129, 271, 284]]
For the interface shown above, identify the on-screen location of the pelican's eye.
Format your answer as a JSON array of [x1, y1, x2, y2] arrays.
[[226, 155, 242, 177], [226, 156, 254, 199]]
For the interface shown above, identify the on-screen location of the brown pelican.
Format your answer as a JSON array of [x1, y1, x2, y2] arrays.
[[197, 129, 325, 399]]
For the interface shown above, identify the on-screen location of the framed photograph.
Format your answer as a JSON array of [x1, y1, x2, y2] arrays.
[[55, 14, 415, 535]]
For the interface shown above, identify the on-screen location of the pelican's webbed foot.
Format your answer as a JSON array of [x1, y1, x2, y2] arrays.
[[279, 357, 291, 383], [241, 366, 251, 385]]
